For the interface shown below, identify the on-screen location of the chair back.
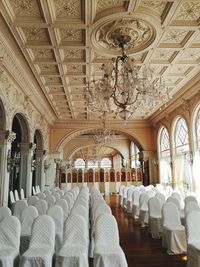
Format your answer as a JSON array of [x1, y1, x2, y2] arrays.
[[148, 197, 162, 217], [36, 192, 46, 199], [21, 206, 38, 236], [186, 210, 200, 245], [166, 196, 180, 210], [9, 191, 15, 204], [95, 213, 119, 247], [63, 214, 87, 246], [0, 207, 11, 222], [27, 195, 39, 206], [20, 188, 25, 200], [13, 200, 28, 220], [132, 190, 141, 205], [29, 215, 55, 250], [14, 190, 20, 201], [162, 202, 181, 227], [47, 205, 63, 234], [184, 201, 200, 216], [45, 195, 56, 209], [0, 216, 20, 249], [56, 199, 69, 220], [34, 199, 48, 215], [185, 196, 198, 205]]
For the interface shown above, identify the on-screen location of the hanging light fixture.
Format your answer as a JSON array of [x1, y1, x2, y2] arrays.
[[87, 33, 170, 121], [92, 113, 115, 145]]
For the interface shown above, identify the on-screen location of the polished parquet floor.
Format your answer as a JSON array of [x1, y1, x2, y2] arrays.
[[105, 194, 187, 267]]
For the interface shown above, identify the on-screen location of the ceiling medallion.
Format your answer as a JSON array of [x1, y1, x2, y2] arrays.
[[91, 17, 156, 56]]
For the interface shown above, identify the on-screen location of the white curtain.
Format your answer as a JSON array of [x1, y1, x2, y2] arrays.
[[159, 157, 172, 185], [174, 153, 192, 193], [192, 150, 200, 201]]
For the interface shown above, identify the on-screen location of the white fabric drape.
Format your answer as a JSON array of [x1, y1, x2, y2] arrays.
[[193, 151, 200, 202], [159, 157, 172, 185]]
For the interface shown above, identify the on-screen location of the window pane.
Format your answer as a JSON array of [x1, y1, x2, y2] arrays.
[[160, 128, 169, 151], [101, 157, 111, 168], [74, 158, 85, 169], [175, 118, 189, 148]]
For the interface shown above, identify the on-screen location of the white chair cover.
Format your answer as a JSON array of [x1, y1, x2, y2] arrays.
[[139, 193, 149, 227], [0, 207, 11, 222], [27, 196, 39, 206], [47, 205, 63, 253], [45, 195, 56, 209], [156, 193, 165, 206], [20, 189, 25, 200], [186, 211, 200, 267], [132, 190, 141, 219], [127, 188, 134, 214], [185, 201, 200, 216], [44, 189, 52, 197], [34, 199, 48, 215], [32, 186, 36, 195], [90, 204, 112, 258], [71, 204, 89, 227], [162, 202, 186, 255], [118, 185, 125, 208], [19, 215, 55, 267], [52, 192, 61, 201], [20, 206, 38, 254], [10, 191, 15, 204], [62, 194, 74, 211], [56, 199, 69, 221], [94, 213, 128, 267], [55, 214, 89, 267], [185, 195, 198, 205], [148, 197, 162, 239], [36, 192, 46, 199], [122, 187, 128, 210], [0, 216, 21, 267], [13, 200, 28, 220], [14, 190, 20, 201]]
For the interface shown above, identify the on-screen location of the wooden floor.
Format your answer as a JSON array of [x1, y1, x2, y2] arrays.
[[105, 195, 187, 267]]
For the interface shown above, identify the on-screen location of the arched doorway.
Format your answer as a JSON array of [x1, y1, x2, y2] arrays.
[[9, 113, 30, 199]]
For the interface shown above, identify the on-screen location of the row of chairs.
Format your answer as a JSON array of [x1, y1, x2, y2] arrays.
[[9, 185, 41, 204], [90, 186, 128, 267]]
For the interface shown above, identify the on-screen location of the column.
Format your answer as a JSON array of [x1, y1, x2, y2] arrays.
[[19, 143, 32, 197], [0, 130, 12, 206], [35, 149, 44, 188]]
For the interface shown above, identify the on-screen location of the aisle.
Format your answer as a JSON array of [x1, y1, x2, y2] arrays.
[[106, 195, 186, 267]]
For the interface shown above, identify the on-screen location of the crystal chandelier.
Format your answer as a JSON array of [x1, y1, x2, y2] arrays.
[[87, 34, 170, 121], [93, 115, 115, 145]]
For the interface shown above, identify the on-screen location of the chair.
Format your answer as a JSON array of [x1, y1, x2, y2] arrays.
[[118, 185, 125, 208], [14, 190, 20, 201], [132, 190, 141, 219], [0, 207, 11, 222], [52, 192, 61, 202], [184, 201, 200, 216], [45, 195, 56, 209], [34, 199, 48, 215], [10, 190, 15, 204], [148, 197, 162, 239], [27, 195, 39, 206], [156, 193, 165, 206], [94, 213, 128, 267], [127, 188, 134, 214], [47, 205, 64, 252], [56, 199, 69, 221], [20, 188, 25, 200], [20, 206, 38, 254], [32, 186, 36, 195], [162, 202, 186, 255], [19, 215, 55, 267], [55, 214, 89, 267], [90, 204, 112, 258], [185, 196, 198, 205], [186, 211, 200, 267], [13, 200, 28, 220], [0, 216, 21, 266], [139, 193, 149, 227], [36, 192, 46, 199]]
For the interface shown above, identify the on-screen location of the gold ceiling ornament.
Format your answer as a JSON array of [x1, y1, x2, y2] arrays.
[[91, 17, 156, 56], [87, 31, 170, 121]]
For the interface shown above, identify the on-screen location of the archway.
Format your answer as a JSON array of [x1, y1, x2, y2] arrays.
[[9, 113, 30, 200], [0, 98, 6, 205]]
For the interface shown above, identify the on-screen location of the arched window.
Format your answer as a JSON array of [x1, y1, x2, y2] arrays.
[[173, 117, 191, 192], [195, 107, 200, 149], [158, 127, 172, 185], [88, 160, 98, 169], [74, 158, 85, 169], [101, 157, 112, 168]]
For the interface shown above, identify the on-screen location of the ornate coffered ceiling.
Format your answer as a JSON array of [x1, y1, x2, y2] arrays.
[[1, 0, 200, 121]]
